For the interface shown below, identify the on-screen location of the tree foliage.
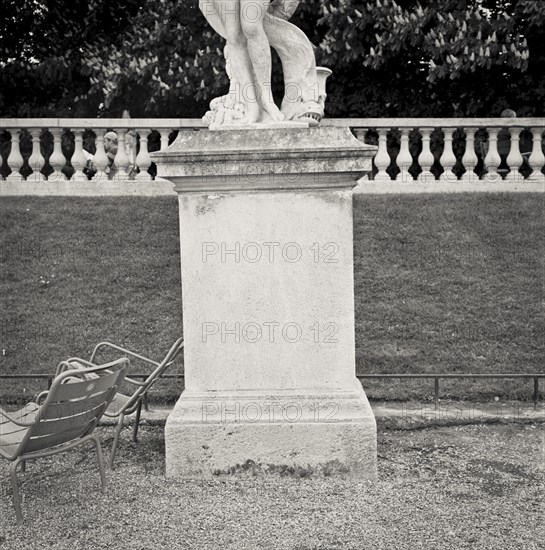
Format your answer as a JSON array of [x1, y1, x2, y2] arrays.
[[82, 0, 227, 116], [0, 0, 543, 118], [315, 0, 543, 116], [0, 0, 143, 116]]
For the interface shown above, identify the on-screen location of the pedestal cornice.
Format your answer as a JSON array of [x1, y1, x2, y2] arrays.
[[152, 126, 376, 193]]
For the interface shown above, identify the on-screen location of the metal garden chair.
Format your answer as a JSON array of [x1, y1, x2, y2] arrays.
[[59, 337, 184, 468], [0, 358, 128, 524]]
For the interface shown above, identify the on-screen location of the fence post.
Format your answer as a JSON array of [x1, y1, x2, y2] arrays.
[[143, 389, 150, 412], [434, 377, 440, 410], [533, 378, 539, 411]]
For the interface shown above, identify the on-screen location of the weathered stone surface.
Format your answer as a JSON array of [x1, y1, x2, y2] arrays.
[[154, 126, 377, 479], [153, 126, 375, 192], [166, 385, 377, 478]]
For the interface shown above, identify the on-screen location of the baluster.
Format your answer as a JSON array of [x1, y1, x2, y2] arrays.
[[93, 131, 110, 182], [483, 128, 501, 182], [27, 128, 46, 182], [135, 129, 152, 180], [354, 129, 369, 181], [439, 128, 457, 183], [48, 128, 66, 182], [126, 129, 138, 178], [113, 128, 130, 181], [505, 127, 523, 184], [71, 128, 88, 181], [395, 128, 412, 183], [374, 128, 390, 182], [461, 127, 478, 182], [6, 128, 24, 181], [354, 129, 365, 142], [417, 127, 434, 182], [159, 129, 171, 150], [527, 127, 545, 183], [127, 130, 137, 164]]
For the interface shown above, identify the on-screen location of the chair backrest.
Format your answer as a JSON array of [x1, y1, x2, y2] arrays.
[[19, 358, 128, 455], [125, 338, 184, 408], [161, 337, 185, 372]]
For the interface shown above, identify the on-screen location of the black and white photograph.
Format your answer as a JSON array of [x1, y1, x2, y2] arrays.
[[0, 0, 543, 548]]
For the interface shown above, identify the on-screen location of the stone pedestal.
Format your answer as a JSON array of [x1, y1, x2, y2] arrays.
[[152, 126, 378, 479]]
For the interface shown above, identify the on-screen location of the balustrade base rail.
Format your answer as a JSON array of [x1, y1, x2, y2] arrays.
[[352, 179, 544, 194], [1, 176, 543, 197], [0, 176, 178, 197], [1, 373, 542, 410]]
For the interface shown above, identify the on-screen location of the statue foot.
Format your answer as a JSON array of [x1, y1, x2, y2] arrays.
[[241, 101, 261, 124], [261, 101, 285, 123]]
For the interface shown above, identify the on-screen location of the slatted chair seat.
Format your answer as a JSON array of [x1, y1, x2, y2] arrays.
[[0, 425, 28, 457], [0, 404, 40, 456], [0, 358, 128, 524], [56, 338, 184, 467]]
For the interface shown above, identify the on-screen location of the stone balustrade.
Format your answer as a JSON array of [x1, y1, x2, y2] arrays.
[[321, 118, 545, 186], [0, 118, 205, 186], [0, 117, 543, 195]]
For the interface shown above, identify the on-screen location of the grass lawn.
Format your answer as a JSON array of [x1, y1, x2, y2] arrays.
[[0, 194, 544, 402], [0, 422, 542, 549], [353, 193, 545, 401]]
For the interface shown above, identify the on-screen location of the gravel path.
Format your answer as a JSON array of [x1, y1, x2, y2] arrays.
[[1, 423, 543, 550]]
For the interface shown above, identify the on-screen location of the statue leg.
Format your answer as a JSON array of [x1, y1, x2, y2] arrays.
[[240, 0, 284, 122], [214, 0, 261, 123], [263, 14, 324, 124]]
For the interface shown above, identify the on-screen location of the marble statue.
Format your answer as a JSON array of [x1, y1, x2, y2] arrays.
[[200, 0, 329, 128]]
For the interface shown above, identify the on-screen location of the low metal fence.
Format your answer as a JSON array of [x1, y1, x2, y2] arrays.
[[358, 373, 544, 410], [1, 372, 543, 410]]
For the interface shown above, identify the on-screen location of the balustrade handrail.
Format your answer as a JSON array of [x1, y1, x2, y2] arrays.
[[1, 117, 544, 128], [0, 118, 207, 129], [323, 117, 545, 128]]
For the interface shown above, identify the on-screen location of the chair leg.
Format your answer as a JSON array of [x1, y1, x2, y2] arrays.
[[132, 400, 143, 443], [110, 413, 124, 469], [91, 436, 107, 492], [10, 458, 24, 525], [20, 460, 26, 473]]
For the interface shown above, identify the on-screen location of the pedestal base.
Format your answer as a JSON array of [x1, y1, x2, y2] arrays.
[[165, 380, 377, 479]]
